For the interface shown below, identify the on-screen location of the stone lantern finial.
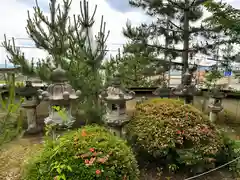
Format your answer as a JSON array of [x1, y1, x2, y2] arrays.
[[112, 73, 121, 87], [50, 65, 68, 82]]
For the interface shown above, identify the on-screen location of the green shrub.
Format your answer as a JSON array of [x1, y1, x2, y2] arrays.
[[23, 125, 139, 180], [217, 110, 239, 124], [126, 99, 225, 172], [216, 133, 240, 176], [148, 98, 184, 105]]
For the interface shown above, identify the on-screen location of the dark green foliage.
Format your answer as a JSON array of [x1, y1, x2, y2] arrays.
[[0, 73, 23, 146], [216, 134, 240, 176], [204, 1, 240, 36], [23, 125, 140, 180], [126, 98, 225, 172], [217, 110, 240, 125], [3, 0, 109, 120], [204, 67, 223, 88], [103, 49, 156, 87], [122, 0, 237, 79]]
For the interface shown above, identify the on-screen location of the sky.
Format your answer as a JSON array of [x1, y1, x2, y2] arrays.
[[0, 0, 239, 67]]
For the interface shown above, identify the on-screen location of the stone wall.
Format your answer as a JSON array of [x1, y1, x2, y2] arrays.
[[19, 95, 240, 128]]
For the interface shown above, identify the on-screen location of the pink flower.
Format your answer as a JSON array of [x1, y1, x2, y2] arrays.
[[96, 169, 101, 175], [176, 130, 181, 134], [84, 159, 89, 164], [81, 130, 87, 136]]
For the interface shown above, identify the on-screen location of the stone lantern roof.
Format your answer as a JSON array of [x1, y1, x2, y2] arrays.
[[210, 86, 225, 99], [100, 73, 135, 101], [41, 66, 81, 101], [100, 86, 135, 101], [17, 81, 38, 97]]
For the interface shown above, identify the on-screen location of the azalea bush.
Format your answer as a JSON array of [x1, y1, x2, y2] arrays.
[[216, 133, 240, 176], [23, 125, 140, 180], [126, 98, 225, 172]]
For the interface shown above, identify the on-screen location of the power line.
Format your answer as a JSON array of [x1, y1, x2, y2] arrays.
[[0, 45, 119, 52], [1, 37, 126, 46], [0, 40, 233, 62], [2, 37, 125, 44], [184, 156, 240, 180]]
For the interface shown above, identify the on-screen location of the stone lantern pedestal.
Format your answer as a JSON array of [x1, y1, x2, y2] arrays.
[[100, 74, 135, 138], [17, 81, 41, 134], [104, 109, 130, 137], [21, 99, 40, 134]]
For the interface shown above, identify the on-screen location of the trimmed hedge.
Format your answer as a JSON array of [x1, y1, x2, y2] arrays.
[[23, 125, 140, 180], [126, 98, 225, 171]]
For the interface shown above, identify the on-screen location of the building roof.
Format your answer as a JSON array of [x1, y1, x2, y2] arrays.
[[0, 64, 16, 68]]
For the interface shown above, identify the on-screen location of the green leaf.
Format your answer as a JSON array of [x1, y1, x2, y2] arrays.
[[56, 167, 62, 174]]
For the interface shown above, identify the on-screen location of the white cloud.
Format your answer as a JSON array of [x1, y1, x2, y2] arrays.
[[0, 0, 49, 64], [0, 0, 239, 67], [0, 0, 150, 65]]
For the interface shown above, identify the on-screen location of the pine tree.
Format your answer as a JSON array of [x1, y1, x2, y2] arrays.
[[103, 48, 154, 87], [3, 0, 109, 106], [123, 0, 227, 81]]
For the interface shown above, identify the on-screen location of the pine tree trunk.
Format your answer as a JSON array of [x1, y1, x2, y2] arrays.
[[182, 0, 190, 83]]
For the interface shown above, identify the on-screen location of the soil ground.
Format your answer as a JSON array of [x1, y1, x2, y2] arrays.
[[0, 137, 237, 180], [0, 136, 42, 180]]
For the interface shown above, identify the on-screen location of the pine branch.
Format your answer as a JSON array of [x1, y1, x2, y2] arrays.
[[189, 25, 222, 34], [26, 0, 71, 55], [2, 35, 35, 76], [2, 35, 52, 81], [147, 44, 185, 52], [168, 0, 185, 10], [68, 0, 109, 70], [169, 20, 182, 30]]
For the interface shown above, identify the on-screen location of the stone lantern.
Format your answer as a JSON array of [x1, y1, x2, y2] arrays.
[[99, 74, 135, 137], [39, 66, 81, 127], [153, 81, 173, 98], [173, 69, 198, 104], [17, 81, 41, 134], [208, 87, 224, 122]]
